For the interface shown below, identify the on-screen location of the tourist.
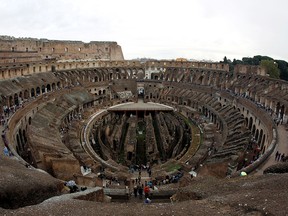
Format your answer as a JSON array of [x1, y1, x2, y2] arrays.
[[281, 153, 285, 162], [144, 185, 150, 199], [133, 185, 138, 197], [147, 167, 152, 177], [277, 152, 281, 162], [3, 146, 9, 156], [138, 184, 143, 199], [25, 163, 32, 168], [275, 151, 279, 161], [147, 181, 153, 188], [64, 180, 79, 193]]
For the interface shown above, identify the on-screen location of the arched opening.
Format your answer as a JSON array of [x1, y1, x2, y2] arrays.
[[255, 129, 259, 142], [19, 129, 25, 150], [24, 90, 29, 99], [198, 76, 204, 84], [276, 101, 280, 111], [248, 117, 253, 130], [16, 134, 21, 151], [280, 105, 285, 119], [18, 91, 23, 103], [259, 129, 263, 145], [14, 93, 19, 106], [57, 81, 61, 89], [261, 134, 266, 150], [28, 117, 32, 125], [16, 145, 19, 154], [9, 95, 13, 107], [127, 152, 132, 161], [36, 87, 41, 96], [244, 117, 248, 127], [41, 85, 46, 94], [47, 84, 51, 92], [31, 88, 35, 97], [52, 83, 56, 90], [262, 146, 266, 154], [252, 125, 256, 135], [23, 129, 27, 143]]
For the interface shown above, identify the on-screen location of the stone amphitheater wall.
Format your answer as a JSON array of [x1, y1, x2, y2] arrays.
[[0, 36, 124, 64], [6, 94, 50, 159], [0, 62, 286, 177], [0, 60, 230, 80]]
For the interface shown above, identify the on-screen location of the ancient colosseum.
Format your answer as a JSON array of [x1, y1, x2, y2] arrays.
[[1, 36, 288, 215]]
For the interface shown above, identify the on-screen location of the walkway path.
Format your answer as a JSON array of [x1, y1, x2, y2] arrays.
[[0, 125, 5, 157], [254, 124, 288, 175], [130, 169, 152, 186], [0, 114, 11, 157], [129, 170, 152, 203]]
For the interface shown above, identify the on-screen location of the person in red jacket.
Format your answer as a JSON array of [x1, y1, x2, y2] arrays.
[[144, 185, 150, 198]]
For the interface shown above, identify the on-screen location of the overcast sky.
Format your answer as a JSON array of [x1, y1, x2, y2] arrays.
[[1, 0, 287, 61]]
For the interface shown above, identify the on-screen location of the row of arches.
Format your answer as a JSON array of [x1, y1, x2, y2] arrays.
[[15, 129, 34, 164], [48, 67, 285, 125], [53, 67, 286, 126], [6, 82, 62, 107], [162, 68, 231, 88], [246, 116, 266, 153], [54, 68, 147, 84]]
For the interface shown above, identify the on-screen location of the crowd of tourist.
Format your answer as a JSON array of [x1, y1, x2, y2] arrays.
[[275, 151, 286, 162]]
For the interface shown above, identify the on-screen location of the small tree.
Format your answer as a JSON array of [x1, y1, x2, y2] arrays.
[[260, 60, 280, 79]]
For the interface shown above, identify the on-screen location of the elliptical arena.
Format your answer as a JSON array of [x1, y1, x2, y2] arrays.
[[0, 36, 287, 213]]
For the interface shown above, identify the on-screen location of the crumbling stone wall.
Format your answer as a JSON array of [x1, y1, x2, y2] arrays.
[[0, 35, 124, 63], [124, 116, 137, 164], [145, 113, 158, 162]]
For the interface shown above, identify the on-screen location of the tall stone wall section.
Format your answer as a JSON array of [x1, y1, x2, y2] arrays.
[[0, 36, 124, 63]]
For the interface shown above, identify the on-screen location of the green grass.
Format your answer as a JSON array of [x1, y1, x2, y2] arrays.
[[166, 163, 182, 172], [160, 161, 182, 172]]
